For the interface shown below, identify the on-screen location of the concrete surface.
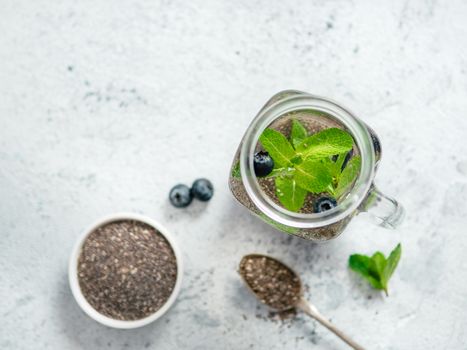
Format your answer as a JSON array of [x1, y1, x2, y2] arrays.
[[1, 0, 467, 349]]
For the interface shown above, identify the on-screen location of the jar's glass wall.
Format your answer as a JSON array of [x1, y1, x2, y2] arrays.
[[229, 91, 380, 241]]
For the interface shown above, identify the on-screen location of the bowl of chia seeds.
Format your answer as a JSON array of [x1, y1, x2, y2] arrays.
[[68, 213, 183, 329]]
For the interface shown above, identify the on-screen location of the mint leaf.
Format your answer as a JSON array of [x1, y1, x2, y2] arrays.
[[349, 243, 402, 296], [275, 176, 307, 212], [383, 243, 402, 285], [335, 156, 361, 198], [293, 159, 332, 193], [333, 152, 348, 176], [258, 212, 299, 234], [264, 167, 295, 178], [371, 252, 387, 283], [231, 161, 241, 178], [348, 254, 383, 290], [297, 128, 353, 160], [291, 119, 308, 149], [259, 128, 296, 168], [320, 156, 340, 181]]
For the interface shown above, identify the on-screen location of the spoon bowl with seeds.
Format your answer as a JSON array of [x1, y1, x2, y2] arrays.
[[239, 254, 365, 350]]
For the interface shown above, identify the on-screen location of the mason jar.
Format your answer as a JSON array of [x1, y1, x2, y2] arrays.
[[229, 90, 404, 242]]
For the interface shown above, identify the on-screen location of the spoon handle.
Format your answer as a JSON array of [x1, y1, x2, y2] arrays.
[[297, 298, 365, 350]]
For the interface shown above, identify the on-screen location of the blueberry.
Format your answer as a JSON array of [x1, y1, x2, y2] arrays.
[[191, 178, 214, 201], [367, 127, 382, 155], [254, 151, 274, 177], [371, 132, 381, 155], [169, 184, 193, 208], [314, 196, 337, 213]]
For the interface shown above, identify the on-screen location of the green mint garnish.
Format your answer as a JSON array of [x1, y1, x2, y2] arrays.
[[265, 168, 294, 178], [294, 159, 332, 193], [275, 176, 308, 212], [291, 119, 308, 148], [297, 128, 353, 160], [231, 161, 241, 178], [259, 128, 296, 168], [258, 119, 359, 212], [290, 155, 303, 165], [349, 243, 402, 296], [334, 156, 361, 198], [331, 153, 348, 177]]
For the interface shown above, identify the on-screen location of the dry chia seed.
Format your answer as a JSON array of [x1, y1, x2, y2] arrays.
[[77, 220, 177, 321], [239, 255, 301, 311]]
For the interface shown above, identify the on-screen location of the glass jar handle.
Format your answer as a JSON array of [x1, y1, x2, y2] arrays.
[[359, 185, 405, 229]]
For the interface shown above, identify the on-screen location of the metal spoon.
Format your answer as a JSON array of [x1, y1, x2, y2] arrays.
[[239, 254, 365, 350]]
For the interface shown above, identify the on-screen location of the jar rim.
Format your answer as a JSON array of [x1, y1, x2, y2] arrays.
[[239, 92, 375, 228]]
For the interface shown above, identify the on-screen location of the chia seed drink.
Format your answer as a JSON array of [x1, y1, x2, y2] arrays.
[[229, 91, 402, 242]]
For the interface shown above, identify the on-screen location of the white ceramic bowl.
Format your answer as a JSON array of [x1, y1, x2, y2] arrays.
[[68, 212, 183, 329]]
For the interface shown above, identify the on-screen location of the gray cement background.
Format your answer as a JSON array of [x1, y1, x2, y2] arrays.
[[1, 1, 467, 349]]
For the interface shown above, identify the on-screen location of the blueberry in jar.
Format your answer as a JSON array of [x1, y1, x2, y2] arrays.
[[371, 133, 381, 155], [254, 151, 274, 177], [367, 127, 382, 156], [314, 196, 337, 213]]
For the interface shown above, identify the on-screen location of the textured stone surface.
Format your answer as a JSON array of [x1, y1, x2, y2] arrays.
[[1, 0, 467, 349]]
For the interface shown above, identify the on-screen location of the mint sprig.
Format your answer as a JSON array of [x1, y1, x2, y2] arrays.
[[258, 119, 358, 212], [349, 243, 402, 296]]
